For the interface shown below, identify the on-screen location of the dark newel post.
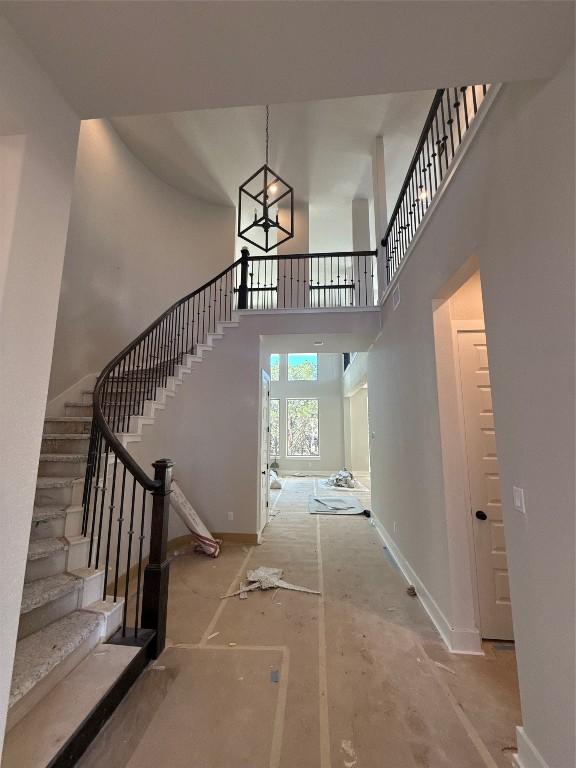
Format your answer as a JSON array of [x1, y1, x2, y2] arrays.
[[142, 458, 173, 658], [238, 247, 250, 310], [381, 237, 390, 285]]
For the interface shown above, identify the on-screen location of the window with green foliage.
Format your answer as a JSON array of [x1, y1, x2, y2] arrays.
[[269, 398, 280, 456], [270, 354, 280, 382], [287, 353, 318, 381], [287, 399, 319, 456]]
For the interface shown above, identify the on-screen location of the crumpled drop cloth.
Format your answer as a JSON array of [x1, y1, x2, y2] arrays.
[[221, 566, 320, 599]]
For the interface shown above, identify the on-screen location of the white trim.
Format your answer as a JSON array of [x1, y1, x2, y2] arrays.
[[239, 306, 380, 316], [514, 728, 551, 768], [373, 517, 483, 655], [379, 84, 503, 309]]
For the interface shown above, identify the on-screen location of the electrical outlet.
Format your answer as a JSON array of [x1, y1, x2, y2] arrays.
[[513, 486, 526, 515], [227, 509, 234, 521]]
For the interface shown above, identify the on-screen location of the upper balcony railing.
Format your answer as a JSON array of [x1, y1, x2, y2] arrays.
[[236, 249, 379, 310], [382, 84, 490, 284]]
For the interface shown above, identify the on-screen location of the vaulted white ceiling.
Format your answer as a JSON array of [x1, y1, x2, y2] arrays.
[[111, 89, 432, 209]]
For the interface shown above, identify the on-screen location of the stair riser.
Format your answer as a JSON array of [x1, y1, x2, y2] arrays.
[[35, 481, 83, 509], [41, 436, 90, 454], [25, 551, 67, 583], [31, 509, 84, 541], [64, 404, 93, 417], [18, 589, 82, 641], [31, 516, 66, 541], [38, 459, 87, 478], [31, 507, 84, 541], [43, 420, 92, 435]]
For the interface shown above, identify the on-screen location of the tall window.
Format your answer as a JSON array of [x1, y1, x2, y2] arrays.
[[269, 398, 280, 457], [287, 399, 319, 457], [287, 353, 318, 381], [270, 354, 280, 382]]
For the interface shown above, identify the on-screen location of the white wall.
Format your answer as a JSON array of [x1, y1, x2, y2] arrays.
[[0, 18, 80, 753], [48, 119, 235, 400], [269, 353, 345, 473], [126, 309, 380, 537], [348, 388, 370, 473], [368, 51, 574, 768]]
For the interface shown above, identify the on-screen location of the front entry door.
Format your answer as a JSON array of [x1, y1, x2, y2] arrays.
[[260, 370, 271, 532], [457, 329, 514, 641]]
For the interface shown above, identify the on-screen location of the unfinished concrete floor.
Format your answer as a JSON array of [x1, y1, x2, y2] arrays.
[[77, 475, 521, 768]]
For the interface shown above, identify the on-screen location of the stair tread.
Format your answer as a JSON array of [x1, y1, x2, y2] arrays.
[[64, 401, 92, 407], [42, 433, 90, 440], [44, 416, 92, 422], [32, 506, 67, 523], [39, 453, 87, 462], [2, 644, 140, 768], [9, 611, 103, 708], [27, 538, 68, 561], [20, 573, 82, 615]]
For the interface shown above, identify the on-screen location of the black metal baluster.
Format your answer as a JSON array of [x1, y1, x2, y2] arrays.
[[453, 87, 462, 145], [461, 86, 469, 130], [122, 475, 137, 636], [134, 488, 147, 637], [112, 463, 127, 601], [103, 454, 119, 596], [94, 441, 110, 568]]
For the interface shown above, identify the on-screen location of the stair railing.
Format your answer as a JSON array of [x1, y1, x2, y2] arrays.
[[82, 257, 243, 657], [237, 247, 379, 309], [81, 247, 379, 656], [382, 84, 490, 284]]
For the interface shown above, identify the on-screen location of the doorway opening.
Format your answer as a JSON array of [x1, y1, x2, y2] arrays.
[[434, 266, 514, 646], [259, 348, 372, 533]]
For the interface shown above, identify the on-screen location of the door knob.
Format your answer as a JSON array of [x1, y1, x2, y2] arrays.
[[475, 510, 487, 521]]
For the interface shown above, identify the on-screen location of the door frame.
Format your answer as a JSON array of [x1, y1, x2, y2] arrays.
[[258, 369, 271, 535], [433, 299, 485, 654]]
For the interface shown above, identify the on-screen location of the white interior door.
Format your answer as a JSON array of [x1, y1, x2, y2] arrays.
[[457, 329, 514, 641], [260, 370, 271, 531]]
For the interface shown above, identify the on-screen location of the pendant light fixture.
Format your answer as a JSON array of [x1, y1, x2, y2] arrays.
[[237, 105, 294, 252]]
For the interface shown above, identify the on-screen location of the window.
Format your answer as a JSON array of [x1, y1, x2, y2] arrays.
[[287, 399, 319, 457], [270, 354, 280, 382], [269, 398, 280, 457], [287, 353, 318, 381]]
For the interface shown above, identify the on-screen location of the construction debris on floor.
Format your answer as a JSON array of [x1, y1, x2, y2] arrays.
[[170, 481, 221, 557], [221, 566, 320, 599], [308, 495, 366, 515], [321, 468, 356, 489]]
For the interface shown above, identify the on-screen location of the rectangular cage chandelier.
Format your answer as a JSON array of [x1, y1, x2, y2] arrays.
[[237, 105, 294, 253]]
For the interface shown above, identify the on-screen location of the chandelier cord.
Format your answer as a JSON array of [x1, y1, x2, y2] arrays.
[[265, 104, 270, 166]]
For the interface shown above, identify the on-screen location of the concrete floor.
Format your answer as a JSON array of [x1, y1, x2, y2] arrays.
[[77, 475, 522, 768]]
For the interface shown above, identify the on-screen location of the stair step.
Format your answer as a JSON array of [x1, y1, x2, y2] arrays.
[[38, 453, 88, 478], [35, 476, 84, 510], [27, 538, 68, 562], [20, 573, 82, 615], [43, 417, 92, 435], [8, 611, 104, 720], [42, 434, 91, 454], [2, 644, 141, 768], [64, 402, 93, 417], [32, 506, 67, 524]]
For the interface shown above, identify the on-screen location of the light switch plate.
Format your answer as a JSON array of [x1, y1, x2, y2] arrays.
[[513, 486, 526, 514]]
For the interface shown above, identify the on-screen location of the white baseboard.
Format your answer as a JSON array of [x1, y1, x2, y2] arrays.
[[514, 728, 551, 768], [46, 373, 98, 417], [373, 518, 483, 655]]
